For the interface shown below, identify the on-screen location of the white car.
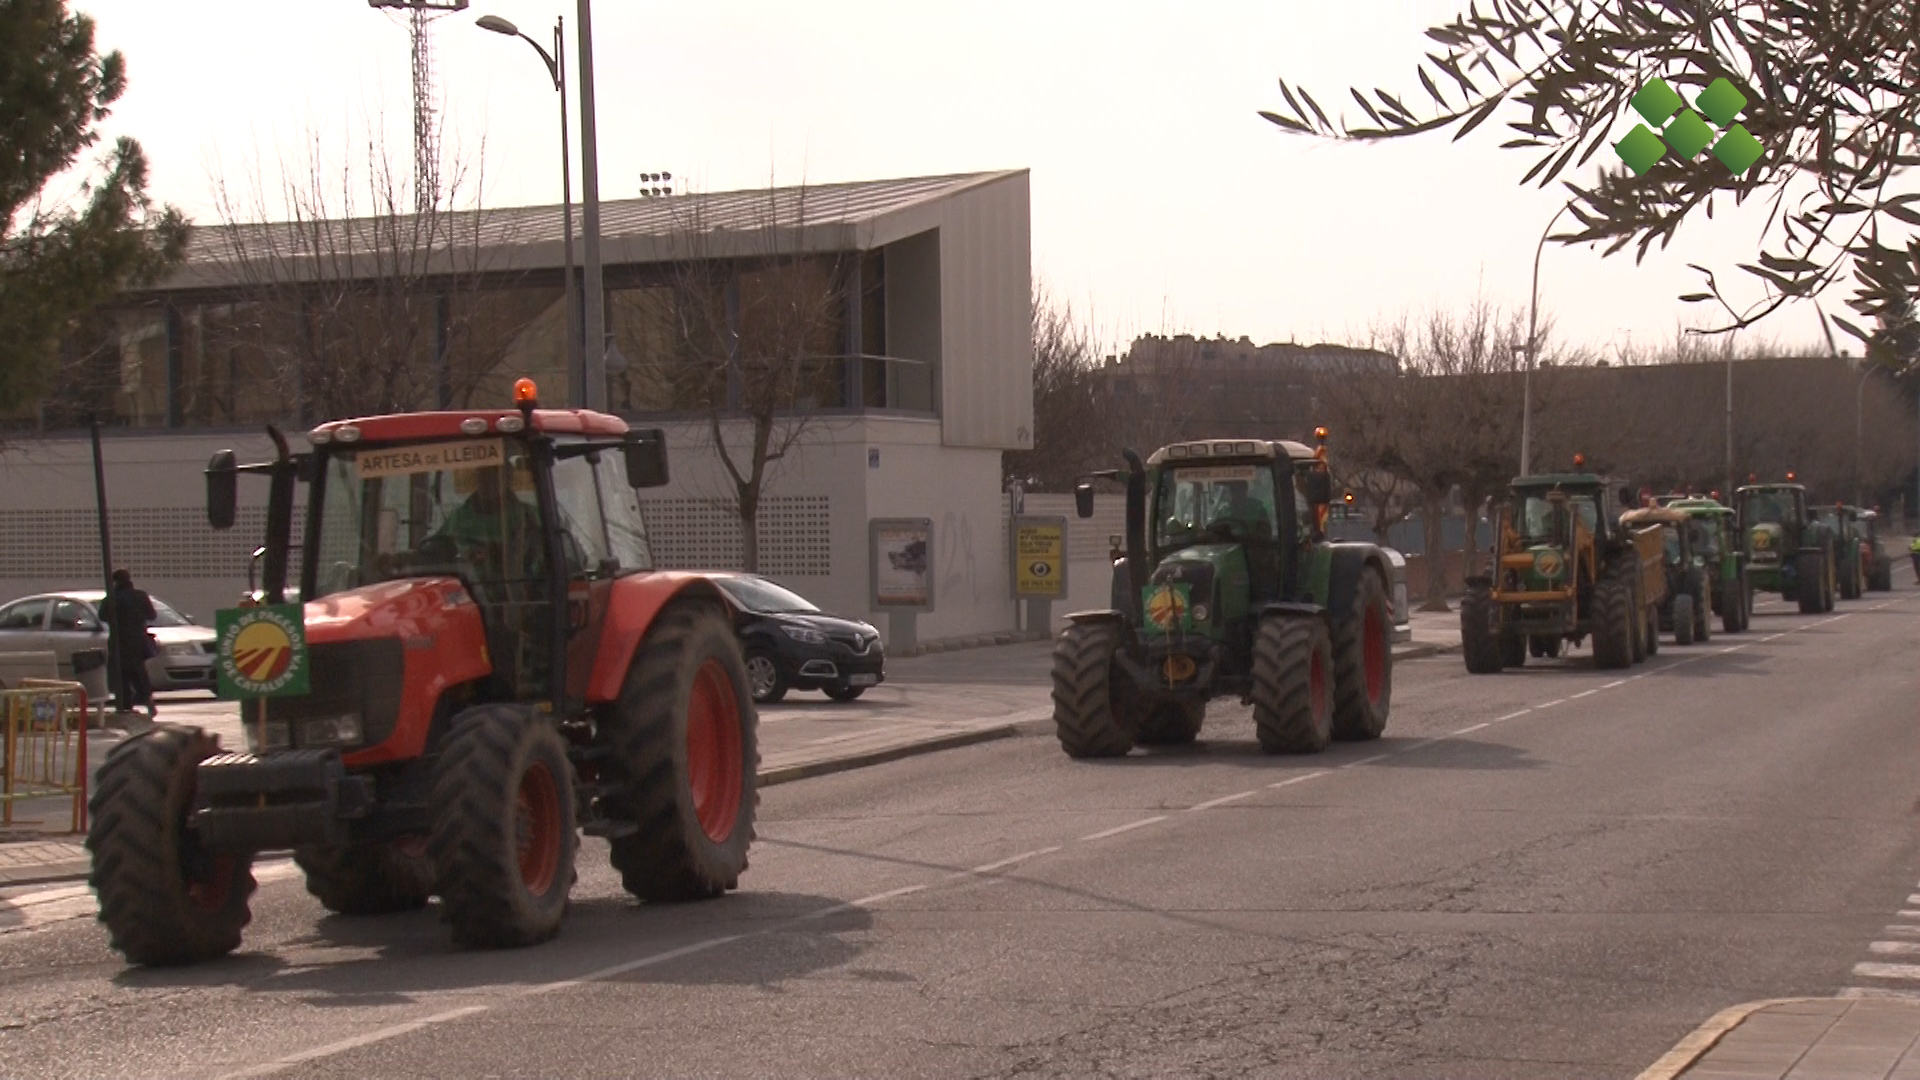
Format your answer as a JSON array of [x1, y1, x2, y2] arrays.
[[0, 590, 218, 691]]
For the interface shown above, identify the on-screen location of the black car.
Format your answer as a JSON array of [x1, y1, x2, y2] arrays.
[[711, 573, 886, 703]]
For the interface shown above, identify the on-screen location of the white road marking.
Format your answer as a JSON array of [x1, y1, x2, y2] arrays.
[[1883, 925, 1920, 937], [1570, 689, 1599, 699], [1841, 987, 1920, 1001], [1853, 962, 1920, 980], [1341, 754, 1389, 768], [1268, 771, 1328, 789], [1452, 722, 1489, 735], [1871, 941, 1920, 955], [1897, 910, 1920, 919], [971, 847, 1061, 874], [1080, 816, 1168, 841], [1536, 699, 1566, 709], [1495, 709, 1534, 721], [218, 1006, 492, 1078], [1191, 790, 1257, 811], [1600, 681, 1628, 689]]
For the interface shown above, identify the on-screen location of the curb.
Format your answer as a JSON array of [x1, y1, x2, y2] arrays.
[[1634, 997, 1823, 1080], [758, 724, 1021, 787], [0, 860, 91, 889]]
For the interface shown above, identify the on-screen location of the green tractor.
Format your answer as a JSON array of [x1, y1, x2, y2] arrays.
[[1055, 433, 1396, 758], [1460, 464, 1664, 672], [1734, 481, 1837, 613], [1662, 497, 1751, 632], [1814, 503, 1869, 600]]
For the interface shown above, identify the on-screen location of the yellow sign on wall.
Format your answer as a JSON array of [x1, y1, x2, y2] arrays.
[[1013, 516, 1067, 598]]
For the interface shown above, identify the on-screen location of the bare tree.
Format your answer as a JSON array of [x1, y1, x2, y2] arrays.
[[629, 181, 859, 572], [1005, 283, 1108, 490], [200, 115, 530, 423]]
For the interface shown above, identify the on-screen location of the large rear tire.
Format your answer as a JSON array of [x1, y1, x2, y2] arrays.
[[86, 726, 257, 967], [1644, 601, 1661, 657], [1460, 588, 1504, 674], [1591, 577, 1634, 670], [430, 704, 578, 948], [1870, 559, 1893, 592], [1721, 575, 1744, 634], [1051, 621, 1138, 757], [1331, 569, 1391, 741], [1797, 551, 1826, 614], [1629, 576, 1648, 663], [1672, 595, 1695, 646], [294, 838, 435, 916], [1251, 616, 1334, 755], [1692, 582, 1711, 643], [605, 599, 759, 902]]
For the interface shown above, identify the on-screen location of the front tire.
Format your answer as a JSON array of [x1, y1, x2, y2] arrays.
[[1460, 587, 1504, 674], [1251, 616, 1334, 755], [1050, 621, 1137, 758], [1797, 551, 1827, 614], [1721, 575, 1745, 634], [1331, 569, 1392, 741], [824, 685, 867, 702], [1672, 595, 1695, 646], [605, 599, 759, 902], [1591, 576, 1634, 670], [86, 726, 256, 967], [430, 704, 578, 949]]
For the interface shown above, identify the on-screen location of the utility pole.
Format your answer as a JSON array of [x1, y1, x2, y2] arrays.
[[575, 0, 607, 411]]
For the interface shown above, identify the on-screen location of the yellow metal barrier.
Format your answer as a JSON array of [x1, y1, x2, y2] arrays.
[[1, 681, 89, 832]]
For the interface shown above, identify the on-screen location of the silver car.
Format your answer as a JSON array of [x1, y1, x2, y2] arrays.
[[0, 590, 218, 691]]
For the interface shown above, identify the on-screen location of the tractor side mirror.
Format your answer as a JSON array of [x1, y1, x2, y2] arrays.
[[207, 450, 238, 531], [624, 429, 669, 489], [1074, 482, 1095, 519], [1301, 469, 1333, 506]]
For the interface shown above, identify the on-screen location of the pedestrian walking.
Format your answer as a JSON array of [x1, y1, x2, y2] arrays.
[[109, 568, 158, 718]]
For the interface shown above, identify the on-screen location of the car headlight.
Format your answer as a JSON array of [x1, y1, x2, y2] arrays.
[[300, 714, 364, 749], [781, 626, 828, 645], [163, 643, 201, 658]]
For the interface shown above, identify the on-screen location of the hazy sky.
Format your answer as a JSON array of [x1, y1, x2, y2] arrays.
[[77, 0, 1853, 359]]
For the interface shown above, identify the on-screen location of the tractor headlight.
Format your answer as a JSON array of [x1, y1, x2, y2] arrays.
[[245, 721, 291, 755], [299, 713, 364, 749], [781, 626, 828, 645], [1190, 603, 1209, 623]]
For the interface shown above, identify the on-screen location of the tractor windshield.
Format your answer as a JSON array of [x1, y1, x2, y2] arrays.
[[1662, 528, 1683, 566], [1740, 490, 1797, 526], [1689, 518, 1720, 561], [310, 440, 549, 602], [1516, 496, 1571, 543], [1155, 463, 1280, 547]]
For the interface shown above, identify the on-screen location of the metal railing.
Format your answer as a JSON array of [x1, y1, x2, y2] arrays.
[[2, 680, 90, 832]]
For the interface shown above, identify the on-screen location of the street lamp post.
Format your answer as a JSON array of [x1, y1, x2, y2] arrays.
[[575, 0, 607, 412], [476, 14, 583, 403], [1520, 201, 1575, 477]]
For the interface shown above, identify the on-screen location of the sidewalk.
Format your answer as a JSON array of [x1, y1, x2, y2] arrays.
[[0, 616, 1464, 888], [1642, 997, 1920, 1079]]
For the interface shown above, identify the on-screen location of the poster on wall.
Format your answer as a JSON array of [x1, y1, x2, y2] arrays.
[[870, 518, 934, 611], [1011, 515, 1067, 599]]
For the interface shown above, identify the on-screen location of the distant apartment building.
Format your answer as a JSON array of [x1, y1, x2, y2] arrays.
[[1092, 333, 1398, 444]]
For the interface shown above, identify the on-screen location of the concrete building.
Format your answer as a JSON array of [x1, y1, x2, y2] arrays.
[[0, 171, 1035, 649]]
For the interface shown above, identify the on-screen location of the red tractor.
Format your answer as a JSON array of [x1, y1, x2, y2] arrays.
[[85, 379, 758, 965]]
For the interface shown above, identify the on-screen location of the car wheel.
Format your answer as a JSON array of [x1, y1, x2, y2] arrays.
[[744, 649, 785, 704]]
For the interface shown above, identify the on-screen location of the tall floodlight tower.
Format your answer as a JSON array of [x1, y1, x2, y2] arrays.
[[368, 0, 469, 212]]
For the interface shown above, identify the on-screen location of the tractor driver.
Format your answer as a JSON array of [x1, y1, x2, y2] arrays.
[[1207, 480, 1274, 541], [430, 463, 544, 587]]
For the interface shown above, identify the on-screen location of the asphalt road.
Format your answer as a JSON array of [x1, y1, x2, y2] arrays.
[[1, 587, 1916, 1078]]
